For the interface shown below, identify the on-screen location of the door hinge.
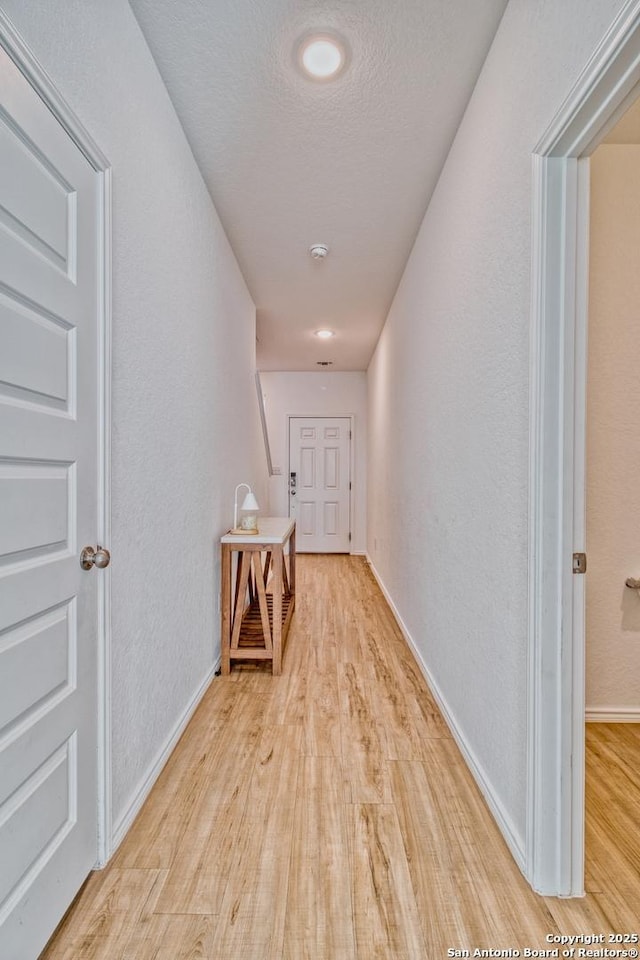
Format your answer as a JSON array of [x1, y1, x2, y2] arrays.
[[349, 532, 352, 542], [572, 552, 587, 574], [349, 481, 352, 490]]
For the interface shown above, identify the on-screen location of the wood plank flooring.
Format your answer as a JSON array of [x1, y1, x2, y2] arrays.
[[41, 556, 640, 959]]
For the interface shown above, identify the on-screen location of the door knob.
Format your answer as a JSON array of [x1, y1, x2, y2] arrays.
[[80, 545, 111, 570]]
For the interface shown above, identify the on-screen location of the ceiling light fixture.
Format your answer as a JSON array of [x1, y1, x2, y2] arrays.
[[309, 243, 329, 259], [298, 34, 347, 81], [315, 329, 334, 339]]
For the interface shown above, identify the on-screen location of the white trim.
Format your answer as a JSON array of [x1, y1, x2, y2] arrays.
[[0, 12, 109, 170], [366, 555, 525, 872], [568, 158, 590, 897], [528, 152, 586, 897], [0, 11, 113, 866], [96, 166, 113, 866], [536, 0, 640, 159], [111, 663, 219, 853], [348, 414, 355, 551], [255, 372, 273, 476], [586, 708, 640, 723], [528, 0, 640, 898]]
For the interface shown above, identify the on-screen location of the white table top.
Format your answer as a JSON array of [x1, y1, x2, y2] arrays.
[[220, 516, 295, 545]]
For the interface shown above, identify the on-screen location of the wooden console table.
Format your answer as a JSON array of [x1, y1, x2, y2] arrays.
[[220, 517, 296, 675]]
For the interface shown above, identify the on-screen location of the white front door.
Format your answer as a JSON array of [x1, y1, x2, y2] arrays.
[[0, 45, 103, 958], [289, 417, 351, 553]]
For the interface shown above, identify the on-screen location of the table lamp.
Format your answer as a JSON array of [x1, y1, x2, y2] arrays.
[[233, 483, 260, 533]]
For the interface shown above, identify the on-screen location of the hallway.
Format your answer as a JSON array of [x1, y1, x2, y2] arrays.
[[42, 556, 639, 959]]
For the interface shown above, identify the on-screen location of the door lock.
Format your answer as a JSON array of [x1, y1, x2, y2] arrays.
[[572, 552, 587, 574], [80, 545, 111, 570]]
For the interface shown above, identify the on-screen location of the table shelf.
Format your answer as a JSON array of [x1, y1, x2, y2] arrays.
[[234, 593, 294, 649]]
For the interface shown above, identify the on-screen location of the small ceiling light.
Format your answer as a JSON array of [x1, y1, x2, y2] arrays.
[[298, 35, 347, 81], [309, 243, 329, 260], [315, 329, 334, 339]]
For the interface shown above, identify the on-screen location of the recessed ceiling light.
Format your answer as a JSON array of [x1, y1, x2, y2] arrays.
[[315, 329, 335, 339], [309, 243, 329, 259], [298, 35, 347, 81]]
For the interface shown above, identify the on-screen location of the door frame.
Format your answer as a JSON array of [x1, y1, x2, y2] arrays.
[[528, 0, 640, 896], [287, 414, 355, 552], [0, 12, 113, 866]]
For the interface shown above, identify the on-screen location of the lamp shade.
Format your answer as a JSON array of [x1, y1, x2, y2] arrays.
[[240, 491, 260, 512]]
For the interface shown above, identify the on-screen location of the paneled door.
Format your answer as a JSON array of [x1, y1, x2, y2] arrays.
[[289, 417, 351, 553], [0, 44, 104, 958]]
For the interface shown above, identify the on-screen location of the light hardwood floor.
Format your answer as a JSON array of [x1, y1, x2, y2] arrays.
[[41, 556, 640, 959]]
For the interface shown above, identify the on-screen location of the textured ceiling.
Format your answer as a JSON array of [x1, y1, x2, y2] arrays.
[[129, 0, 508, 371]]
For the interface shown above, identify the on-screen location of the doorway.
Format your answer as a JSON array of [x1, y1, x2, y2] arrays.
[[528, 0, 640, 897], [585, 106, 640, 725], [288, 416, 352, 553], [583, 104, 640, 896]]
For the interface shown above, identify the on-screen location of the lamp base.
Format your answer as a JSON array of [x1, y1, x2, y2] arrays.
[[229, 527, 259, 536]]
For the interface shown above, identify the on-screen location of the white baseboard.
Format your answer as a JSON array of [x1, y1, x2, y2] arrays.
[[586, 707, 640, 723], [351, 549, 366, 556], [365, 554, 526, 872], [110, 659, 220, 856]]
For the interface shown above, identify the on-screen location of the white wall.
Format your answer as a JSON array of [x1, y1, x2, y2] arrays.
[[260, 372, 367, 553], [367, 0, 626, 858], [0, 0, 266, 834], [586, 144, 640, 715]]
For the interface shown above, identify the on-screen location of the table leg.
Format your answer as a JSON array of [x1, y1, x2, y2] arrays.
[[221, 543, 231, 675], [253, 551, 272, 651], [289, 526, 296, 599], [231, 551, 252, 650], [272, 544, 283, 675]]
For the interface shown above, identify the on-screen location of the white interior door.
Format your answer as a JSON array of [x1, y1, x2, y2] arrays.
[[0, 44, 103, 958], [289, 417, 351, 553]]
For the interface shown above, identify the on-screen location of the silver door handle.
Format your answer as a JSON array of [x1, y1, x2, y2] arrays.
[[80, 545, 111, 570]]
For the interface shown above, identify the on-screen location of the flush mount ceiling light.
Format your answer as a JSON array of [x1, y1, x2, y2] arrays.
[[315, 329, 334, 339], [297, 34, 348, 81], [309, 243, 329, 260]]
